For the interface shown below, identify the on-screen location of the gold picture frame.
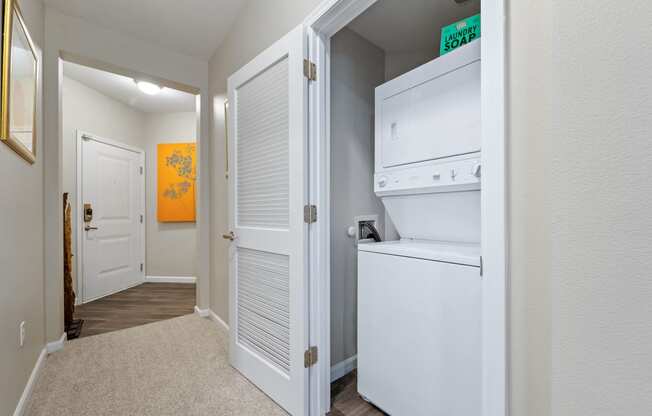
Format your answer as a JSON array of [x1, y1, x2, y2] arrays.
[[1, 0, 38, 164]]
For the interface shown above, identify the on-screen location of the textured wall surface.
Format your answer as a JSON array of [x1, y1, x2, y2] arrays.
[[0, 1, 44, 414], [509, 0, 652, 414]]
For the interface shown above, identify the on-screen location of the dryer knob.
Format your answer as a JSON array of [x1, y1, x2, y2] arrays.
[[378, 177, 387, 188], [472, 163, 482, 178]]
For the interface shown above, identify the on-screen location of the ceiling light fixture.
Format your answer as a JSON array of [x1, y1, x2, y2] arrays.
[[135, 80, 162, 95]]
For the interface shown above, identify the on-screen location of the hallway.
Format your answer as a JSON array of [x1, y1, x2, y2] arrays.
[[25, 315, 286, 416], [3, 0, 652, 415]]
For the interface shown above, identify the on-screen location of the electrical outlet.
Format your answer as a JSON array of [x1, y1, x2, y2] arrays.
[[19, 321, 26, 347]]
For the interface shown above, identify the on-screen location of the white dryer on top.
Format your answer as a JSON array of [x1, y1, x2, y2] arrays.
[[374, 39, 482, 244]]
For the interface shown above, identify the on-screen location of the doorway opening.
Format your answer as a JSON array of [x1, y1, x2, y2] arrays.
[[327, 1, 481, 414], [61, 59, 199, 338], [305, 0, 506, 415]]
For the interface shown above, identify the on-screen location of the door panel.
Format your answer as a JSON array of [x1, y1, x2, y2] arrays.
[[236, 55, 290, 230], [227, 25, 308, 416], [82, 136, 144, 302], [237, 247, 291, 374]]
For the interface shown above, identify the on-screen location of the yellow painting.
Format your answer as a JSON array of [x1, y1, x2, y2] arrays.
[[157, 143, 196, 222]]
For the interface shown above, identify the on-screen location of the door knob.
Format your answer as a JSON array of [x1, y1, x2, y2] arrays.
[[85, 225, 98, 231], [222, 231, 236, 241]]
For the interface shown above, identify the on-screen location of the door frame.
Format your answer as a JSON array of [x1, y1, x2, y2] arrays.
[[304, 1, 509, 415], [75, 130, 146, 303]]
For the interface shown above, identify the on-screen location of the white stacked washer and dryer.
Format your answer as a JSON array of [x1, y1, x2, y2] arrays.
[[357, 41, 482, 416]]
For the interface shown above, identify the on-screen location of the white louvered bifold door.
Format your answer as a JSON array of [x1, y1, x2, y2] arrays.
[[227, 25, 309, 416]]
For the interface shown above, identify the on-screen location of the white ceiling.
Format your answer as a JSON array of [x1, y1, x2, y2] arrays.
[[348, 0, 480, 53], [63, 61, 196, 113], [43, 0, 245, 60]]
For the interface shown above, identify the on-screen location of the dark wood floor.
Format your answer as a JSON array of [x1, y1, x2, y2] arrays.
[[329, 370, 386, 416], [74, 283, 196, 338]]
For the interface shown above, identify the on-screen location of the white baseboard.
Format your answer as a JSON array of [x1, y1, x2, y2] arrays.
[[13, 348, 46, 416], [145, 275, 196, 284], [331, 355, 357, 382], [194, 305, 209, 318], [208, 309, 230, 332], [46, 333, 66, 354]]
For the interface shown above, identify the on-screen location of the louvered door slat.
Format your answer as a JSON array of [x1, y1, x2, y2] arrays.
[[236, 56, 289, 230], [236, 247, 290, 375]]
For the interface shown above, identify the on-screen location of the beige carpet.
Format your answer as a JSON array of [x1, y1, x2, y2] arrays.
[[26, 314, 287, 416]]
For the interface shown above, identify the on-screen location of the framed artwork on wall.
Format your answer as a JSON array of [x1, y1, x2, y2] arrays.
[[1, 0, 38, 163], [157, 142, 197, 222]]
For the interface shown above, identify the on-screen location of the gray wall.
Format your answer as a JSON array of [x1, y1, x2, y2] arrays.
[[0, 1, 44, 414], [509, 0, 652, 414], [144, 112, 197, 277], [330, 28, 386, 367], [208, 0, 322, 322]]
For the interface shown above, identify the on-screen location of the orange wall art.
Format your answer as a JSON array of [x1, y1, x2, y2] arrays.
[[157, 142, 196, 222]]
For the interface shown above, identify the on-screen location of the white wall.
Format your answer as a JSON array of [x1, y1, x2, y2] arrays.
[[44, 7, 211, 341], [144, 112, 197, 277], [329, 28, 386, 367], [509, 0, 652, 414], [0, 1, 44, 414], [208, 0, 322, 322], [62, 76, 197, 293]]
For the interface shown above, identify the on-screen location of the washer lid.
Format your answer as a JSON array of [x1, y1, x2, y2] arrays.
[[358, 239, 481, 267]]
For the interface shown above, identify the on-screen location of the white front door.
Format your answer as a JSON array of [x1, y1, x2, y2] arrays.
[[227, 25, 309, 415], [81, 133, 145, 302]]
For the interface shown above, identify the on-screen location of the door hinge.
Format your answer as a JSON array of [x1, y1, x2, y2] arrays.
[[140, 263, 144, 272], [140, 214, 144, 224], [303, 59, 316, 81], [304, 346, 318, 368], [304, 204, 317, 224], [139, 166, 144, 175]]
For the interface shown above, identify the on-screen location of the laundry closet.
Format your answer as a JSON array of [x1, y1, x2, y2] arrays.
[[329, 1, 482, 414]]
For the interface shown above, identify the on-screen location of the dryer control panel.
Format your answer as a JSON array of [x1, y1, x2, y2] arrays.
[[375, 155, 481, 196]]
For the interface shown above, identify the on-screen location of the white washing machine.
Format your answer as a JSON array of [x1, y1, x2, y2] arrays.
[[357, 240, 481, 416], [357, 41, 482, 415]]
